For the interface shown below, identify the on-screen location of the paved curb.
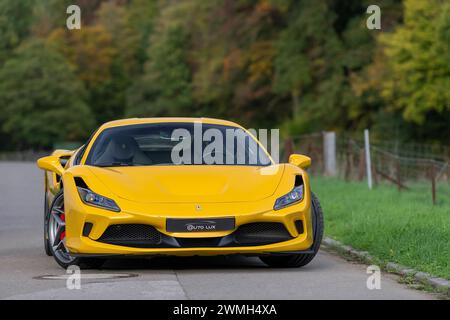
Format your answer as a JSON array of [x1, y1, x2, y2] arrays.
[[322, 237, 450, 295]]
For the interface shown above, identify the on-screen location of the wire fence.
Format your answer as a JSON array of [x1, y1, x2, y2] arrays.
[[286, 132, 450, 205]]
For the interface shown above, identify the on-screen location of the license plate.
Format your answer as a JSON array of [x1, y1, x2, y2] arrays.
[[166, 218, 235, 232]]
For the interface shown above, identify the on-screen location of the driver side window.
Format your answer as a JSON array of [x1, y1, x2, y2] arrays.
[[73, 145, 86, 165]]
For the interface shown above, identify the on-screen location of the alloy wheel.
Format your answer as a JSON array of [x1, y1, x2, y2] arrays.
[[48, 195, 76, 265]]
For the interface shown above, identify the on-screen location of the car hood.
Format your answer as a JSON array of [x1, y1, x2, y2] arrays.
[[88, 165, 285, 203]]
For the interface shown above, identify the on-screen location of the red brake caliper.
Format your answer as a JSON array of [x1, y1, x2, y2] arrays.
[[60, 214, 66, 241]]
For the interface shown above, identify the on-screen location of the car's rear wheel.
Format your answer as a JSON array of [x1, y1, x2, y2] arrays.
[[48, 191, 105, 269], [259, 192, 324, 268]]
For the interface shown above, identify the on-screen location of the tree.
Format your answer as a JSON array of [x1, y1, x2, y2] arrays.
[[381, 0, 450, 125], [127, 0, 159, 69], [0, 0, 447, 148], [0, 40, 94, 149], [0, 0, 33, 64], [97, 1, 141, 76], [47, 25, 118, 124], [272, 0, 347, 134], [127, 25, 193, 117], [48, 26, 116, 88]]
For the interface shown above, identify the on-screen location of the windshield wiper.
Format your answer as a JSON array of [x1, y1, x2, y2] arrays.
[[95, 162, 135, 167]]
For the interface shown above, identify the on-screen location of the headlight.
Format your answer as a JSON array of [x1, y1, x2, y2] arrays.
[[274, 185, 304, 210], [77, 187, 120, 212]]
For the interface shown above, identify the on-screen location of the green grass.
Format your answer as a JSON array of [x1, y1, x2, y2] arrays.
[[312, 177, 450, 280]]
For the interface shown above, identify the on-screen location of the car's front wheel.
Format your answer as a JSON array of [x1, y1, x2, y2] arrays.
[[47, 191, 105, 269], [44, 191, 52, 256], [259, 192, 324, 268]]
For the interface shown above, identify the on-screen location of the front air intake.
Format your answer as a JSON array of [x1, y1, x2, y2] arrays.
[[82, 222, 93, 237], [98, 224, 162, 248], [234, 223, 293, 245], [74, 177, 89, 189]]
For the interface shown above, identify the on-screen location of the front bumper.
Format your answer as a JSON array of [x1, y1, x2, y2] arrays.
[[64, 181, 314, 257]]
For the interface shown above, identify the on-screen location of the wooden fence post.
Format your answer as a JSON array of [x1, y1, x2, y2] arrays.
[[323, 132, 337, 177], [358, 149, 365, 181], [364, 129, 373, 190], [430, 161, 436, 205], [396, 157, 402, 192], [345, 140, 352, 181]]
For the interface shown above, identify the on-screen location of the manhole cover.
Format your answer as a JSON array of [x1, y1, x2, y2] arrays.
[[34, 273, 138, 280]]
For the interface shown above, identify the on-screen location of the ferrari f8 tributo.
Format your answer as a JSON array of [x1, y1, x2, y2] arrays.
[[37, 118, 323, 269]]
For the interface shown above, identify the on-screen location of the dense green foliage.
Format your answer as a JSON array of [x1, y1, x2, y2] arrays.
[[0, 1, 33, 63], [379, 0, 450, 140], [313, 176, 450, 279], [127, 25, 193, 117], [0, 40, 93, 149], [0, 0, 448, 149]]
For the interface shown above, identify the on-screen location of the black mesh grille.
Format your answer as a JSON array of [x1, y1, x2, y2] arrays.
[[234, 223, 293, 245], [176, 237, 222, 248], [98, 224, 162, 247], [96, 222, 293, 249]]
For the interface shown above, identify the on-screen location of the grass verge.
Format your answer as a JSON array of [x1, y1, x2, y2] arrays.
[[312, 177, 450, 280]]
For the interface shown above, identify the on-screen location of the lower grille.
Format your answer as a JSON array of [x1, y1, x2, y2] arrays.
[[96, 222, 293, 248], [234, 223, 293, 245], [98, 224, 162, 248], [176, 237, 223, 248]]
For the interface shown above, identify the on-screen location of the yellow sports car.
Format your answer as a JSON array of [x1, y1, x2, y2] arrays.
[[37, 118, 324, 269]]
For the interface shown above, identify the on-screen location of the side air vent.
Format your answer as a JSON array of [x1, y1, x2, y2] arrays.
[[295, 175, 303, 187], [74, 177, 89, 189], [82, 222, 93, 237]]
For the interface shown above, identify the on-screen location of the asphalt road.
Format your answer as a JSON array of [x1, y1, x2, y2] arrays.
[[0, 162, 435, 300]]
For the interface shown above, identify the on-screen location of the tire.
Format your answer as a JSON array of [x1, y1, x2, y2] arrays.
[[260, 192, 324, 268], [47, 190, 105, 269], [44, 192, 52, 256]]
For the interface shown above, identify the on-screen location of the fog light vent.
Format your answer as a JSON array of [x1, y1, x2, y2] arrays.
[[295, 220, 304, 234], [83, 222, 93, 237]]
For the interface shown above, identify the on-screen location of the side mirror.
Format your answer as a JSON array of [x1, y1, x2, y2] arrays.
[[52, 149, 74, 158], [51, 149, 74, 167], [289, 154, 311, 169], [37, 155, 65, 176]]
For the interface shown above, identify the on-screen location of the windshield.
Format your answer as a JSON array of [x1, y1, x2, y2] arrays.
[[85, 123, 272, 167]]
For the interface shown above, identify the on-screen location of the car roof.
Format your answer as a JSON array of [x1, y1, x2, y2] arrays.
[[99, 118, 243, 130]]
